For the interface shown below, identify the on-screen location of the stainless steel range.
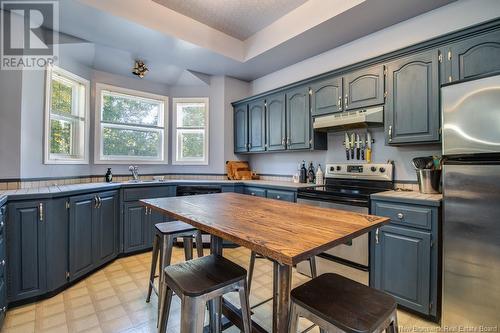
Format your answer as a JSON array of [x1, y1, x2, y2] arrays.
[[296, 162, 393, 284]]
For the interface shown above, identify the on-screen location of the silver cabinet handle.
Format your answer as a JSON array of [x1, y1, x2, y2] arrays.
[[286, 138, 290, 146], [276, 195, 281, 199], [375, 228, 379, 244], [248, 143, 252, 149], [344, 94, 348, 109], [1, 306, 5, 313], [39, 203, 43, 222], [94, 195, 99, 208], [149, 207, 152, 215], [0, 221, 4, 227], [251, 192, 255, 196], [397, 213, 404, 219], [338, 96, 342, 110], [97, 196, 102, 209], [145, 207, 148, 215], [388, 125, 393, 142], [1, 259, 5, 266], [281, 138, 286, 146]]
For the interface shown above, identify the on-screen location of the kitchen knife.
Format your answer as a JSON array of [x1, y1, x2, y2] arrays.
[[356, 133, 360, 160], [350, 133, 355, 159], [361, 133, 365, 160], [344, 132, 350, 160], [366, 131, 372, 163]]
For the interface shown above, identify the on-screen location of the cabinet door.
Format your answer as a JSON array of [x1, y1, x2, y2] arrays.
[[385, 50, 440, 144], [310, 76, 342, 116], [248, 99, 266, 152], [234, 103, 248, 153], [123, 202, 149, 253], [69, 194, 96, 281], [46, 198, 69, 291], [266, 93, 286, 151], [449, 29, 500, 82], [93, 192, 118, 266], [344, 65, 385, 110], [7, 201, 47, 301], [374, 225, 431, 315], [286, 86, 310, 150]]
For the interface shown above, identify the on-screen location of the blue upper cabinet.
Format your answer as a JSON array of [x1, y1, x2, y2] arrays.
[[343, 65, 385, 111], [385, 49, 440, 144], [233, 103, 248, 153], [266, 92, 286, 151], [444, 29, 500, 83], [286, 86, 311, 150], [248, 99, 266, 152], [310, 76, 343, 116]]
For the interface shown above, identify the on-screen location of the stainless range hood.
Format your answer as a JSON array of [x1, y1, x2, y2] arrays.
[[313, 106, 384, 131]]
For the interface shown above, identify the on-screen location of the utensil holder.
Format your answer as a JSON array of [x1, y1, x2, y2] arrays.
[[416, 169, 442, 194]]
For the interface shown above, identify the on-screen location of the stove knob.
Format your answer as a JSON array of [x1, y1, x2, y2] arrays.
[[379, 167, 386, 173], [370, 166, 377, 172], [336, 166, 341, 171], [330, 166, 335, 172]]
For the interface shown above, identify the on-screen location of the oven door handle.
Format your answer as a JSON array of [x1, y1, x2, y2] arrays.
[[297, 192, 369, 207]]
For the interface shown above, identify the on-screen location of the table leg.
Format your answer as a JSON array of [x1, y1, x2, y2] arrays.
[[272, 262, 292, 333], [210, 235, 223, 256]]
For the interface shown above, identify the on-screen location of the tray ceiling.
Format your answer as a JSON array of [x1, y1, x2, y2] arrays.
[[152, 0, 308, 40]]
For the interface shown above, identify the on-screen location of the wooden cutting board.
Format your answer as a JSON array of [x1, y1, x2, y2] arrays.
[[226, 161, 250, 180]]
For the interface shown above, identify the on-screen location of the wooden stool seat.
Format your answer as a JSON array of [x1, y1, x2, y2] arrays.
[[155, 220, 197, 234], [158, 254, 251, 333], [164, 254, 247, 297], [290, 273, 398, 333]]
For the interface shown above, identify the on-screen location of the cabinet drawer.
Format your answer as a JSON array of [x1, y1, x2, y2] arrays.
[[123, 186, 175, 202], [373, 201, 433, 230], [244, 187, 266, 197], [266, 190, 295, 202]]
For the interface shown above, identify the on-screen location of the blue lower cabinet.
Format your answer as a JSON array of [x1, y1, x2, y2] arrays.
[[46, 198, 69, 291], [69, 191, 118, 281], [93, 192, 119, 267], [373, 225, 431, 314], [0, 205, 6, 325], [123, 202, 150, 253], [371, 199, 440, 319], [7, 200, 47, 302], [266, 189, 296, 202], [243, 186, 266, 197]]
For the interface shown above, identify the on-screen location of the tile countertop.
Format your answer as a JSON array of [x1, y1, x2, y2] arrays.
[[0, 179, 315, 203], [370, 190, 443, 207]]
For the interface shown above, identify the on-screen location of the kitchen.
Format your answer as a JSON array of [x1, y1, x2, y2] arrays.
[[0, 1, 499, 333]]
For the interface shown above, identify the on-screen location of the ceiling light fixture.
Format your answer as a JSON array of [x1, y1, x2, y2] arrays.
[[132, 60, 149, 78]]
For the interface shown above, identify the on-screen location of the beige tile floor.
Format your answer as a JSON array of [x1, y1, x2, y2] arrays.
[[1, 246, 440, 333]]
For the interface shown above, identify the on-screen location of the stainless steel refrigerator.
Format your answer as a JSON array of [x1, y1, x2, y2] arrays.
[[441, 74, 500, 328]]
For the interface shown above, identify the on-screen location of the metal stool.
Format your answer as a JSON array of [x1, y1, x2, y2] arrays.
[[289, 273, 398, 333], [158, 254, 251, 333], [247, 251, 317, 293], [146, 221, 204, 303]]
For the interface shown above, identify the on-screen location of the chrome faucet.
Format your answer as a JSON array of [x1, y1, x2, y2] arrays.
[[128, 165, 139, 181]]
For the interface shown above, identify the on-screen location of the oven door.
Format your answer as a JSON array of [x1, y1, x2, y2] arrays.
[[296, 197, 369, 268]]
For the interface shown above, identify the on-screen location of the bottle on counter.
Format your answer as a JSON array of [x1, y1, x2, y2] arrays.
[[315, 164, 324, 185], [307, 162, 315, 183], [299, 160, 307, 183], [105, 168, 113, 183]]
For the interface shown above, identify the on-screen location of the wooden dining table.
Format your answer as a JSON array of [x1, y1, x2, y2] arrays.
[[141, 192, 389, 333]]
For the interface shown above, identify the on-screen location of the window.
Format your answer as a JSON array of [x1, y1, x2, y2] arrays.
[[44, 66, 90, 164], [95, 84, 168, 163], [173, 98, 209, 165]]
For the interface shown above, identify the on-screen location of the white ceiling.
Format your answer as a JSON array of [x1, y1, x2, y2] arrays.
[[48, 0, 462, 85], [152, 0, 308, 40]]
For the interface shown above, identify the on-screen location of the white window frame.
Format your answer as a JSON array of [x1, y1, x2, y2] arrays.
[[44, 65, 90, 164], [94, 83, 169, 164], [172, 97, 209, 165]]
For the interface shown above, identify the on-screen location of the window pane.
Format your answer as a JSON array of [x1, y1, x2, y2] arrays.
[[102, 126, 161, 158], [177, 103, 205, 127], [51, 79, 73, 115], [102, 92, 161, 126], [178, 130, 204, 160], [50, 119, 72, 154]]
